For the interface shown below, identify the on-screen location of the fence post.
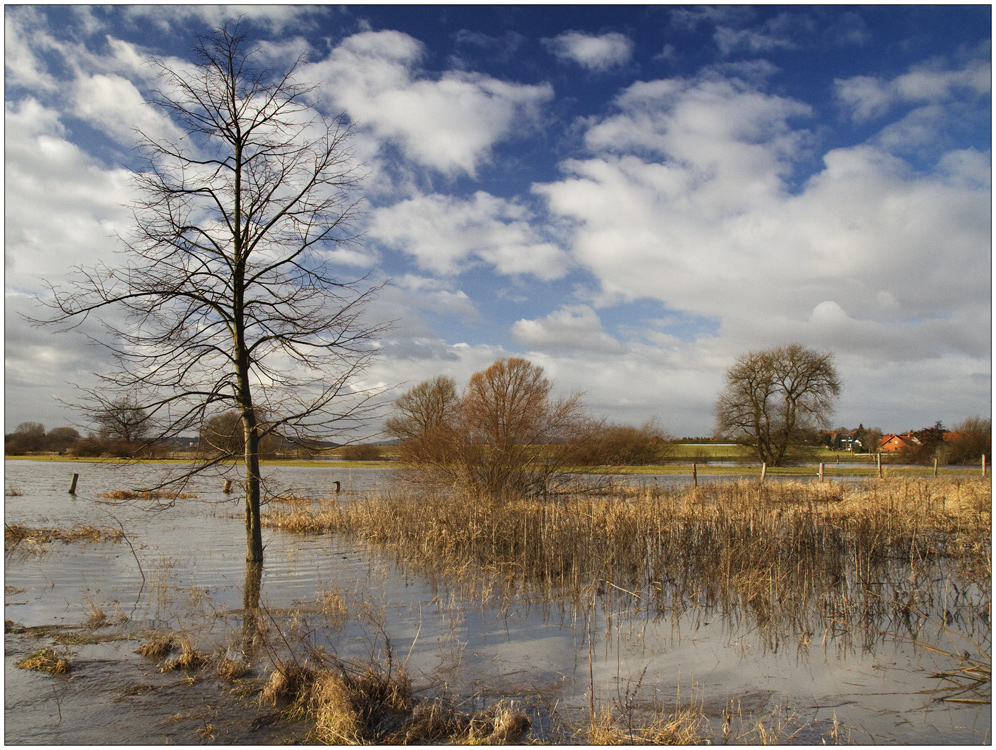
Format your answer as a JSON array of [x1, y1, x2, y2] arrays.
[[68, 473, 79, 495], [818, 463, 824, 483], [933, 458, 938, 478], [877, 452, 883, 479], [692, 463, 698, 488], [760, 463, 767, 484]]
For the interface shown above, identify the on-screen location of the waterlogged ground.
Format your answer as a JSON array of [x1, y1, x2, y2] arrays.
[[4, 460, 991, 744]]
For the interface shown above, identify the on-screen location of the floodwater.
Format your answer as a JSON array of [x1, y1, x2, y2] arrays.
[[4, 460, 991, 744]]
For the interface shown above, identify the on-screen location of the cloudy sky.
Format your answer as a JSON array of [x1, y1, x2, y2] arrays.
[[4, 5, 991, 439]]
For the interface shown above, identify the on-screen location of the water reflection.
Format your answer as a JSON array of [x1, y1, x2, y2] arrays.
[[3, 460, 990, 744]]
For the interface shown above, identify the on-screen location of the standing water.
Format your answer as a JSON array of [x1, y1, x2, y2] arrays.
[[4, 460, 991, 743]]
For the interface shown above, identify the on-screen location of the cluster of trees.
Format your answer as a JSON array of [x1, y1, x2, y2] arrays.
[[897, 418, 991, 466], [5, 423, 81, 455], [5, 397, 156, 458], [823, 424, 884, 454], [386, 357, 673, 498]]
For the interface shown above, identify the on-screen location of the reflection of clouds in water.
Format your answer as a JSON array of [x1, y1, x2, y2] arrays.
[[3, 461, 989, 744]]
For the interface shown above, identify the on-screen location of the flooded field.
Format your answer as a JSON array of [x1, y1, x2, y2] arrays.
[[4, 459, 991, 744]]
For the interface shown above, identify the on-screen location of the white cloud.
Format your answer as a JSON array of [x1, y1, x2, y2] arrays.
[[73, 73, 177, 145], [300, 30, 554, 177], [512, 305, 624, 353], [367, 191, 570, 280], [5, 98, 134, 288], [836, 58, 991, 122], [537, 72, 991, 374], [543, 31, 633, 71]]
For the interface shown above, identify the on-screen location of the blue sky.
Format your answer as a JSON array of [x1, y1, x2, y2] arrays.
[[4, 5, 992, 438]]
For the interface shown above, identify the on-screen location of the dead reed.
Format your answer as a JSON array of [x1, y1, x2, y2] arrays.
[[157, 635, 207, 672], [278, 477, 989, 650], [16, 647, 71, 674], [103, 490, 197, 500], [136, 633, 178, 658], [262, 655, 532, 745], [5, 523, 125, 548]]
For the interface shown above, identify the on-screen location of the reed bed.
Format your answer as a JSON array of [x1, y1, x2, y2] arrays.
[[266, 478, 990, 654]]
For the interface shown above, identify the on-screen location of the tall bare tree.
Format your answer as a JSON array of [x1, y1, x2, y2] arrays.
[[38, 24, 386, 562], [715, 344, 841, 466]]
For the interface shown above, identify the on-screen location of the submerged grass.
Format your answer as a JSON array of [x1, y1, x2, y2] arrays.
[[266, 477, 990, 659], [5, 522, 125, 548]]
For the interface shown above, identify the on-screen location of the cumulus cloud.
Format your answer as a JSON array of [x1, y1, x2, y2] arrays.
[[367, 191, 570, 280], [536, 70, 990, 372], [543, 31, 634, 71], [836, 58, 991, 122], [5, 98, 134, 288], [512, 305, 625, 353], [300, 30, 554, 177]]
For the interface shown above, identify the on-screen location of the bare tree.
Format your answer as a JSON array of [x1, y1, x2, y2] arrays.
[[389, 359, 592, 498], [715, 344, 841, 466], [37, 24, 386, 562], [384, 375, 462, 470], [462, 357, 590, 497]]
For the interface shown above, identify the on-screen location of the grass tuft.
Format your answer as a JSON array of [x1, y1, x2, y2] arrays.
[[17, 648, 71, 674]]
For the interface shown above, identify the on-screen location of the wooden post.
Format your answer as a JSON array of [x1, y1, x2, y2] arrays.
[[876, 452, 883, 479], [933, 458, 938, 478], [223, 479, 233, 494], [818, 463, 824, 483], [692, 463, 698, 488], [760, 463, 767, 484], [68, 473, 79, 495]]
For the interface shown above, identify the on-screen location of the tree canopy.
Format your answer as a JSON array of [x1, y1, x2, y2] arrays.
[[715, 344, 841, 466]]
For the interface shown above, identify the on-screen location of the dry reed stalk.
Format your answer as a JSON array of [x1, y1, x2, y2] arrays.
[[277, 478, 989, 646], [215, 652, 250, 682]]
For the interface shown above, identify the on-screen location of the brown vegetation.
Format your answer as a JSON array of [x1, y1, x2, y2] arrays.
[[266, 478, 990, 653], [261, 654, 531, 744], [103, 490, 198, 501], [5, 523, 125, 548], [16, 647, 71, 674]]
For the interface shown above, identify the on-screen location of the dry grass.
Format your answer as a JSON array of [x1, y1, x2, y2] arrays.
[[157, 635, 207, 672], [215, 652, 250, 682], [261, 655, 531, 744], [136, 632, 178, 658], [5, 523, 125, 548], [278, 477, 989, 648], [16, 647, 71, 674], [263, 500, 342, 534], [103, 490, 198, 500]]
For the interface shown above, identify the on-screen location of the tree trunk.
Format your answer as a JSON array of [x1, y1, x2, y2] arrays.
[[242, 409, 264, 563]]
